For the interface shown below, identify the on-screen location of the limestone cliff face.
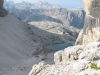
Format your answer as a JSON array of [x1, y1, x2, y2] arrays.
[[76, 0, 100, 45], [83, 0, 93, 15], [84, 0, 100, 18], [0, 0, 7, 17], [83, 0, 100, 22]]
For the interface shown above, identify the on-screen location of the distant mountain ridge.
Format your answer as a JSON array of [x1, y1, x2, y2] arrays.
[[4, 0, 61, 9], [4, 0, 85, 28]]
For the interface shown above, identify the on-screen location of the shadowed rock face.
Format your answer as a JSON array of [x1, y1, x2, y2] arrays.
[[0, 0, 7, 17], [0, 0, 4, 9]]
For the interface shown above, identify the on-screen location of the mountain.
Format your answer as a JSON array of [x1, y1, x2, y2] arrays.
[[0, 14, 79, 75], [0, 1, 79, 74], [1, 0, 100, 75], [4, 0, 85, 28], [4, 0, 61, 10], [29, 0, 100, 74], [0, 14, 36, 74], [29, 1, 61, 9]]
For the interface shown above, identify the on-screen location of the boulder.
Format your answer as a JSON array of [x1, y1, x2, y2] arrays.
[[29, 61, 49, 75], [62, 45, 84, 62]]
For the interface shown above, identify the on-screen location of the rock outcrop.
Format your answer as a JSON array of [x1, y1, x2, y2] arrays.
[[29, 42, 100, 75], [29, 61, 50, 75], [76, 0, 100, 45], [0, 0, 7, 17]]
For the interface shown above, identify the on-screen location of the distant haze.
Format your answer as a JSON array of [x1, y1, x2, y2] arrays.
[[7, 0, 84, 8]]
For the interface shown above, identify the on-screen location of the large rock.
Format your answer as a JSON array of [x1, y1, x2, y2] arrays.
[[29, 61, 49, 75], [0, 0, 7, 17], [62, 45, 84, 62], [54, 45, 84, 64]]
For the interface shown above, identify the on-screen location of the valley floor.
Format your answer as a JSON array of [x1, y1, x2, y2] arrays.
[[0, 13, 79, 75]]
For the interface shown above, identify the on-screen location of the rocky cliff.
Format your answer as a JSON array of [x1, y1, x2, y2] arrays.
[[83, 0, 92, 15], [29, 42, 100, 75], [76, 0, 100, 45], [28, 0, 100, 75], [0, 0, 7, 17]]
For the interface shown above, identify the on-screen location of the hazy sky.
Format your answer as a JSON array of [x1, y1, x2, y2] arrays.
[[8, 0, 84, 8]]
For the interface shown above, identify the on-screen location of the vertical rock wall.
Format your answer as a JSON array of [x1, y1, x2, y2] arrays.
[[84, 0, 100, 18], [76, 0, 100, 45], [0, 0, 7, 17], [83, 0, 93, 15]]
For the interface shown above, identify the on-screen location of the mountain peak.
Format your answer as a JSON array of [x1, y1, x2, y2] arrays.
[[32, 1, 61, 9], [36, 1, 49, 4]]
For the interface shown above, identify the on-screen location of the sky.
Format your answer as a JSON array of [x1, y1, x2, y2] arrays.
[[8, 0, 84, 8]]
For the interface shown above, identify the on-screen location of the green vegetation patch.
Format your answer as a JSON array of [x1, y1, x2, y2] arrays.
[[90, 63, 100, 70]]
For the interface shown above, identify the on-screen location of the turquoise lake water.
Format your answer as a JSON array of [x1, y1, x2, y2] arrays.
[[45, 43, 73, 51]]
